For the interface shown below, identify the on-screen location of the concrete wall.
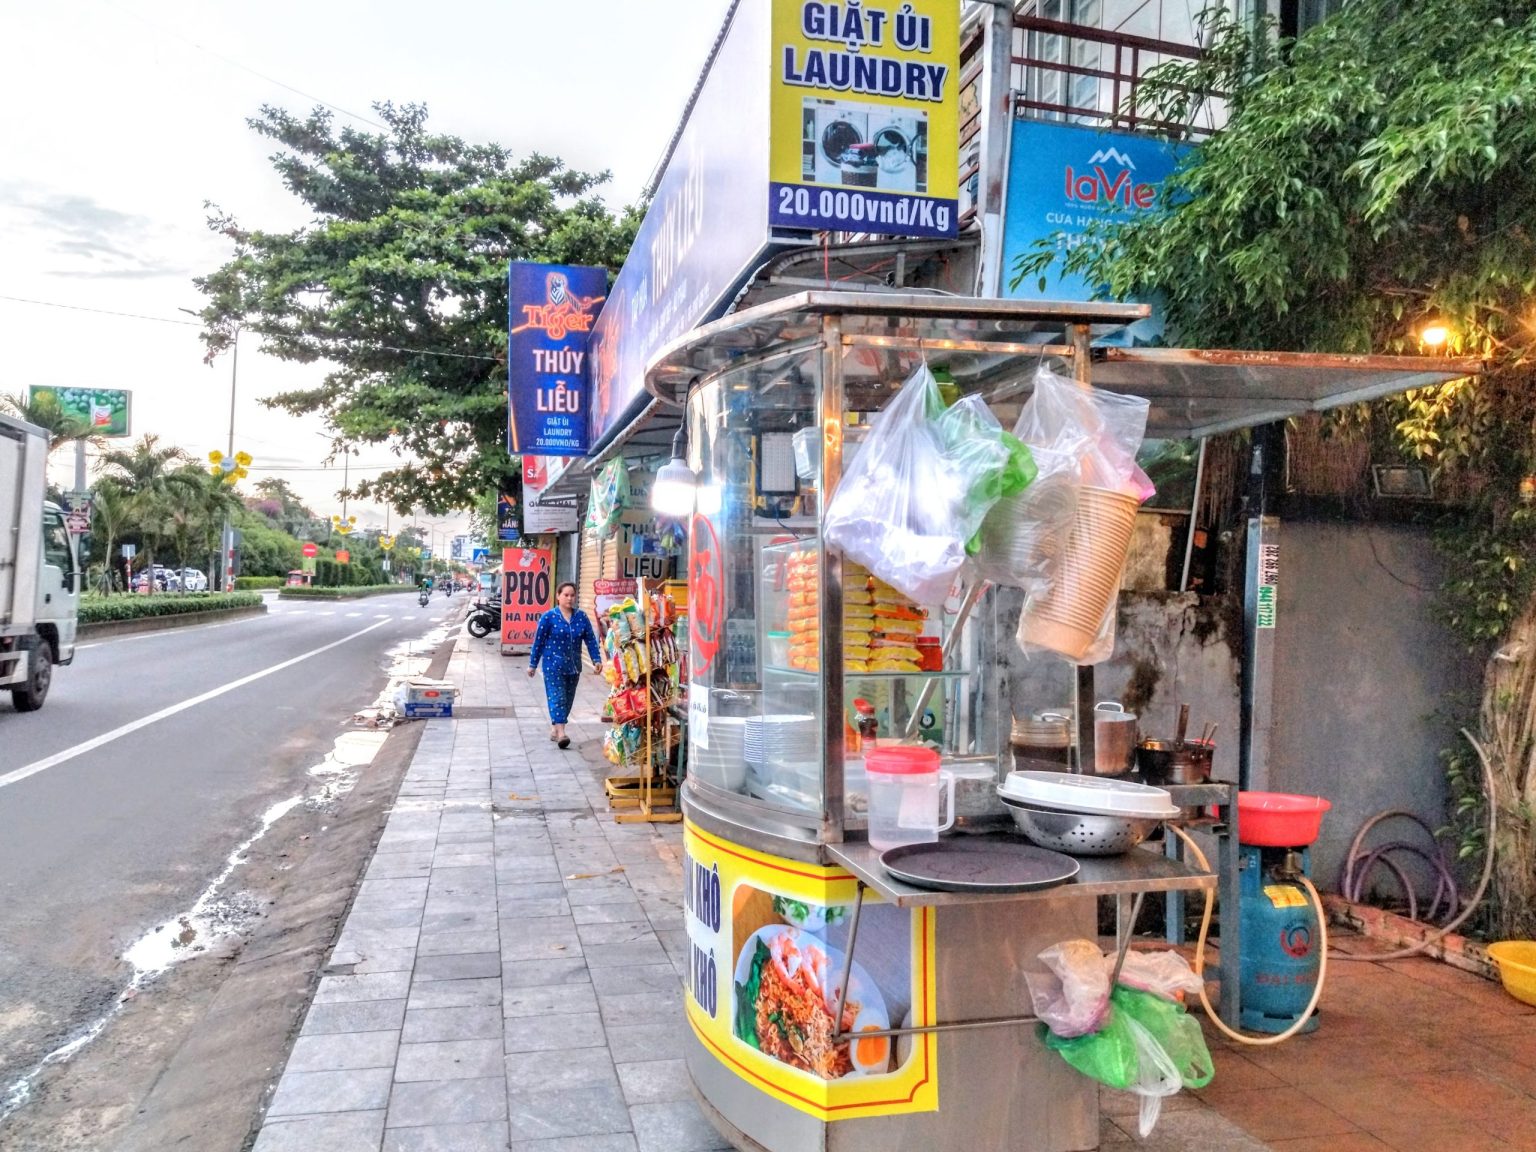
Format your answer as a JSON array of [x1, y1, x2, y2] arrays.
[[1266, 520, 1484, 893], [996, 518, 1483, 902]]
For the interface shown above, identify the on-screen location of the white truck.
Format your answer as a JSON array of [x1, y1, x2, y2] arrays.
[[1, 413, 79, 711]]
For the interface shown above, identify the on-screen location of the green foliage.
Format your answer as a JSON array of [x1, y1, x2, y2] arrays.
[[232, 507, 304, 577], [79, 592, 261, 624], [1012, 0, 1536, 646], [0, 390, 102, 454], [234, 576, 283, 590], [277, 585, 406, 600], [193, 102, 638, 513]]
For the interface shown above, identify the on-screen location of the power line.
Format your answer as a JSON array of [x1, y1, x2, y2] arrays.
[[97, 0, 387, 130], [0, 294, 200, 326], [0, 295, 503, 363]]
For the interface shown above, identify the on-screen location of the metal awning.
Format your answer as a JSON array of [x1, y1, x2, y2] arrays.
[[1092, 347, 1484, 439], [644, 291, 1483, 438], [532, 399, 683, 507]]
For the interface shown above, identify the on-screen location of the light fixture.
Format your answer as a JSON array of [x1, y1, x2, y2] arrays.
[[651, 423, 697, 517], [1419, 322, 1450, 349]]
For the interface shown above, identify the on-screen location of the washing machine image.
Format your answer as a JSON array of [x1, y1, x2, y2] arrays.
[[865, 109, 924, 193], [806, 100, 869, 185]]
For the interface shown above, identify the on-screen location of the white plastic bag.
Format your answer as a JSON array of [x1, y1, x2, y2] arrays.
[[1124, 1014, 1183, 1137], [1113, 950, 1206, 1002], [1026, 939, 1111, 1039], [824, 364, 1013, 605]]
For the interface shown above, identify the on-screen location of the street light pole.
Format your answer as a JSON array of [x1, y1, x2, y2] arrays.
[[181, 309, 240, 592]]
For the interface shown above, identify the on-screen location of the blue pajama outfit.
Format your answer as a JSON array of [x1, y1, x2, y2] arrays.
[[529, 608, 600, 725]]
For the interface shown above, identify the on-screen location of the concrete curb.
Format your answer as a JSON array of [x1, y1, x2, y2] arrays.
[[1323, 894, 1496, 979], [77, 604, 267, 640]]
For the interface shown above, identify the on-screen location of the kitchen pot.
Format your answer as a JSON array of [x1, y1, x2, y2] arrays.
[[1092, 702, 1138, 776], [1136, 738, 1213, 784], [1010, 711, 1071, 772]]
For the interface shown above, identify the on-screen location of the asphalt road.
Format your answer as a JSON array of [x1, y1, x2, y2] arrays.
[[0, 590, 459, 1107]]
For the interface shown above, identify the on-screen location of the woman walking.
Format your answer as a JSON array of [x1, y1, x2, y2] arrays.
[[527, 581, 600, 749]]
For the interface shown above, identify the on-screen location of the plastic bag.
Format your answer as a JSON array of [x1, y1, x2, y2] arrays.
[[1026, 939, 1111, 1038], [824, 364, 1019, 605], [1013, 364, 1154, 499], [1123, 1013, 1183, 1136], [1113, 949, 1206, 1003], [1040, 993, 1184, 1138], [1114, 985, 1213, 1091], [585, 458, 630, 539]]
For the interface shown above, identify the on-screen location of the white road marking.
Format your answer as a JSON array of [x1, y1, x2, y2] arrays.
[[345, 611, 362, 617], [75, 614, 265, 650], [0, 620, 394, 791], [374, 614, 390, 620], [313, 611, 335, 616]]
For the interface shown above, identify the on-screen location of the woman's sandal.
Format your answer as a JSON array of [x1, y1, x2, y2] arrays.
[[558, 737, 571, 750]]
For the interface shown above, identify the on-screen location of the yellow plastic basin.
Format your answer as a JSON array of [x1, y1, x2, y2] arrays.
[[1487, 941, 1536, 1008]]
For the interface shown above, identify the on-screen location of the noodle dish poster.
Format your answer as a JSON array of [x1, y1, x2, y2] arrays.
[[683, 823, 938, 1118]]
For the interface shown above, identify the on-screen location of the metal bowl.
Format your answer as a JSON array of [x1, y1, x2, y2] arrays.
[[1000, 797, 1162, 856]]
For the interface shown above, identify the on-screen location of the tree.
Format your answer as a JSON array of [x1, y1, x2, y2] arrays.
[[0, 390, 102, 457], [193, 102, 638, 514], [249, 477, 319, 538], [99, 434, 194, 591], [1013, 0, 1536, 937], [168, 465, 243, 587], [87, 478, 134, 593]]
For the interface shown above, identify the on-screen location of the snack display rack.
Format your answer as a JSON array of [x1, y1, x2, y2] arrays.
[[601, 577, 683, 823]]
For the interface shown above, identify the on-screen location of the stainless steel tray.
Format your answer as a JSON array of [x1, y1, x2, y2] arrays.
[[878, 837, 1080, 893]]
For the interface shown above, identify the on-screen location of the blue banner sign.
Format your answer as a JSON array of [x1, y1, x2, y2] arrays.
[[587, 1, 774, 455], [507, 262, 607, 457], [1002, 120, 1189, 343], [497, 491, 519, 542]]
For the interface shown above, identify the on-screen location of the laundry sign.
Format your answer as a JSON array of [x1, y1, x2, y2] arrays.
[[507, 262, 606, 457], [768, 0, 959, 238]]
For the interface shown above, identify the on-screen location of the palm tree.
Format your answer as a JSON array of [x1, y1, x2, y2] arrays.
[[90, 479, 134, 594], [0, 391, 103, 457], [99, 435, 192, 593], [169, 465, 242, 588]]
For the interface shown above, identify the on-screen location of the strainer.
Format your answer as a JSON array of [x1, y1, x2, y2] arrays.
[[999, 797, 1161, 856]]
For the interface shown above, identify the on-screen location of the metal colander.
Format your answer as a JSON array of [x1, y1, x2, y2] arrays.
[[1000, 798, 1161, 856]]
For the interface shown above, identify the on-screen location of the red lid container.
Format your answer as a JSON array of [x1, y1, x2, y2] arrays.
[[865, 746, 940, 776]]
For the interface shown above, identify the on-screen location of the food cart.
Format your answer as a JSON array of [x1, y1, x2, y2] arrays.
[[645, 291, 1476, 1152]]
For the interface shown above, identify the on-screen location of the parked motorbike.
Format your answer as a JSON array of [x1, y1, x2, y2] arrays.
[[466, 598, 501, 639]]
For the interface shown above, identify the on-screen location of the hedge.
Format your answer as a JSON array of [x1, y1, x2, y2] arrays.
[[277, 584, 410, 600], [234, 576, 284, 591], [79, 592, 264, 624]]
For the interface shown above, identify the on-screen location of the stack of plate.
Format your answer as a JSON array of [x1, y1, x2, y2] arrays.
[[743, 714, 818, 765], [691, 716, 749, 792]]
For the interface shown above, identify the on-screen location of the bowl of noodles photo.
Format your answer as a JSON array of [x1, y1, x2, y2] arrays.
[[732, 924, 890, 1079]]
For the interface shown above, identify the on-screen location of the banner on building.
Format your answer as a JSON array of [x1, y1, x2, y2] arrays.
[[1002, 120, 1190, 343], [522, 455, 579, 535], [30, 387, 132, 438], [508, 262, 606, 457], [501, 546, 553, 651], [497, 491, 519, 542], [768, 0, 959, 238]]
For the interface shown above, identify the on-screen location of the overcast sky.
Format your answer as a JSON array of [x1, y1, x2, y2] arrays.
[[0, 0, 728, 537]]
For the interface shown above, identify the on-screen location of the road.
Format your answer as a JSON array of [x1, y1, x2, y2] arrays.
[[0, 590, 460, 1114]]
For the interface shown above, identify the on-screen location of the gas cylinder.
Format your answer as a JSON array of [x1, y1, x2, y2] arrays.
[[1237, 844, 1322, 1034]]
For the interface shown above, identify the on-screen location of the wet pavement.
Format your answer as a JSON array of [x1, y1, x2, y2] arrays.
[[251, 632, 1536, 1151]]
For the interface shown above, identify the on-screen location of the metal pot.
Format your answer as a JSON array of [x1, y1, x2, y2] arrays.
[[1092, 702, 1138, 776], [1010, 711, 1071, 772], [1136, 738, 1213, 784]]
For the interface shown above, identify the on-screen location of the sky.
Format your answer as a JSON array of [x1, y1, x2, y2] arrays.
[[0, 0, 729, 538]]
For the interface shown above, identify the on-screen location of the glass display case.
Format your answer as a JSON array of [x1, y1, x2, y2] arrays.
[[679, 339, 1003, 836]]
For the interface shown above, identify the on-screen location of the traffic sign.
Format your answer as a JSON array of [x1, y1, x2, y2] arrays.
[[65, 512, 90, 535], [335, 549, 351, 564], [302, 542, 319, 558]]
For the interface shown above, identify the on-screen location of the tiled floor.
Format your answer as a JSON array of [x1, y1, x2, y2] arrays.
[[252, 631, 1536, 1151]]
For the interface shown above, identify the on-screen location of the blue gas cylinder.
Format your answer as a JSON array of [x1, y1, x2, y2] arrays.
[[1238, 844, 1321, 1034]]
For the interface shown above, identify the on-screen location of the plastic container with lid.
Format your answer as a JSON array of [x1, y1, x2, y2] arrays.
[[865, 746, 955, 851], [998, 770, 1178, 819], [765, 630, 791, 668]]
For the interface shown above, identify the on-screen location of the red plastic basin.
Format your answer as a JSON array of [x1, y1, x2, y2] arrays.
[[1237, 791, 1331, 847]]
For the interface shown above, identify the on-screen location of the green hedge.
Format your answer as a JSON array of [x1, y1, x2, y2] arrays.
[[79, 592, 264, 624], [234, 576, 284, 591], [277, 584, 408, 600]]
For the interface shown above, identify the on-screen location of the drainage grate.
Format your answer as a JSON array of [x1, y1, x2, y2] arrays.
[[450, 706, 519, 719]]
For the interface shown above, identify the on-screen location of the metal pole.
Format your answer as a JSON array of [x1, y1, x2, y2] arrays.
[[222, 330, 238, 592]]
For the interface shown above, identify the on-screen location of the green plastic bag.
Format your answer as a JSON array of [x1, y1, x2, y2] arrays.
[[1112, 986, 1214, 1090], [1039, 1012, 1140, 1091]]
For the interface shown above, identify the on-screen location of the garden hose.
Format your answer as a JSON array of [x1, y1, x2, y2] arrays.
[[1168, 823, 1328, 1046], [1330, 728, 1497, 963]]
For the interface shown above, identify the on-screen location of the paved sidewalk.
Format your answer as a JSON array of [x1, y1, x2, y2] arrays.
[[252, 631, 1285, 1152], [253, 633, 724, 1152]]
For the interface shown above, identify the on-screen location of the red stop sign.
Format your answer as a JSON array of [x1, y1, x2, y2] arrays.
[[302, 543, 318, 557]]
